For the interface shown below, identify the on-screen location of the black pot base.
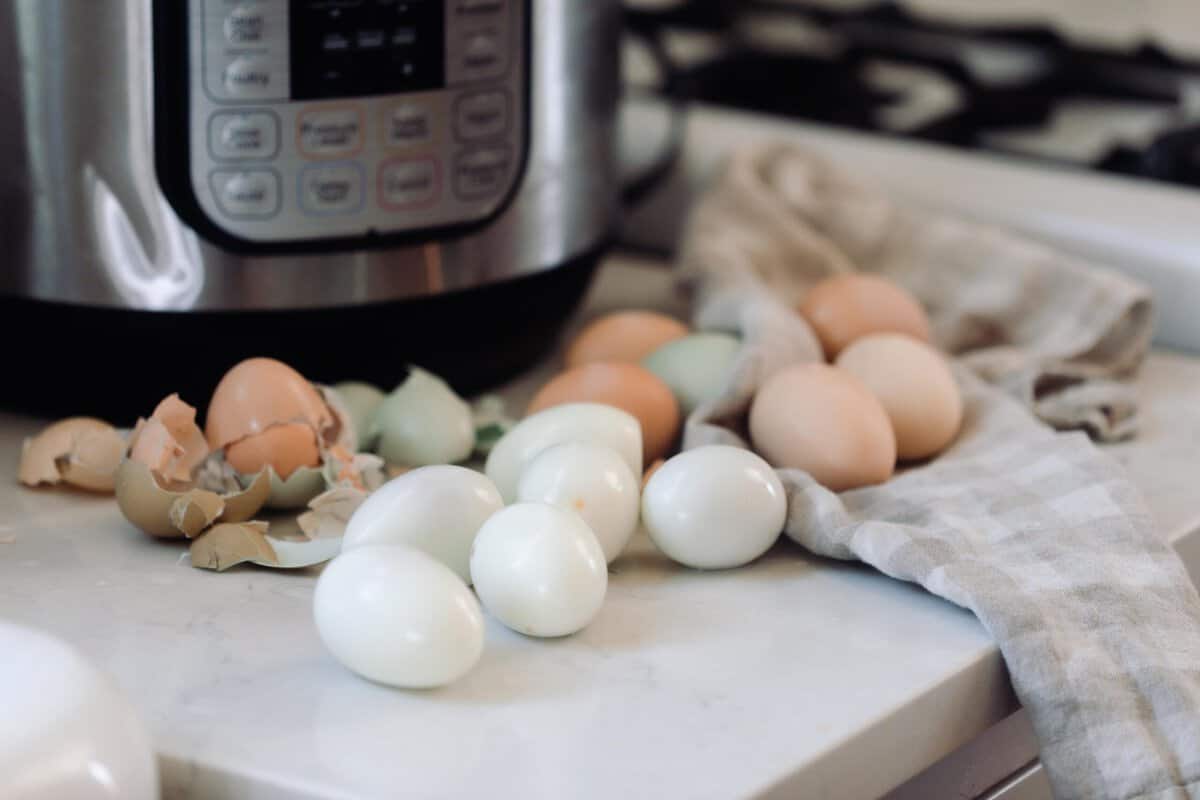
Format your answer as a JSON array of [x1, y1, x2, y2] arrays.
[[0, 249, 602, 422]]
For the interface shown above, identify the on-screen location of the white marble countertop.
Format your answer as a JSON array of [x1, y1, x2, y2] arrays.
[[2, 256, 1200, 800]]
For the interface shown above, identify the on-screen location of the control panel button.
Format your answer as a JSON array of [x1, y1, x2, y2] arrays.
[[211, 169, 281, 218], [460, 30, 507, 79], [380, 159, 440, 209], [209, 111, 279, 161], [223, 56, 278, 99], [455, 90, 509, 141], [224, 5, 268, 45], [454, 146, 511, 199], [384, 102, 433, 147], [300, 163, 365, 215], [298, 107, 364, 157]]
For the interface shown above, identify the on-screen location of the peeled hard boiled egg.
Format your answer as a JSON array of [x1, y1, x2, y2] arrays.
[[314, 546, 485, 689], [485, 403, 642, 502], [516, 442, 639, 563], [566, 310, 689, 367], [641, 445, 786, 570], [836, 333, 963, 461], [749, 364, 896, 492], [527, 363, 680, 464], [369, 367, 474, 467], [469, 503, 607, 638], [342, 465, 504, 583], [641, 332, 740, 416], [798, 274, 932, 359]]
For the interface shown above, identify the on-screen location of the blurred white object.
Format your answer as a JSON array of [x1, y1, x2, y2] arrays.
[[0, 621, 158, 800]]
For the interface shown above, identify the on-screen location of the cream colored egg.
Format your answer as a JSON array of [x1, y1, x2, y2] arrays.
[[749, 364, 896, 492], [835, 334, 963, 461]]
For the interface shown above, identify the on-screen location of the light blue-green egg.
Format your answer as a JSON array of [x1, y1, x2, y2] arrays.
[[642, 333, 741, 416], [369, 367, 475, 467], [332, 382, 386, 451]]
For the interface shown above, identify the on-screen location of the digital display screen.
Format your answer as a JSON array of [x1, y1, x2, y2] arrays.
[[289, 0, 445, 100]]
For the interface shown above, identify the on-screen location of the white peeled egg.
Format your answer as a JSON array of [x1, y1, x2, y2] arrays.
[[516, 442, 640, 563], [369, 367, 475, 467], [314, 546, 484, 689], [485, 403, 642, 502], [642, 445, 787, 569], [469, 503, 608, 637], [342, 465, 503, 583]]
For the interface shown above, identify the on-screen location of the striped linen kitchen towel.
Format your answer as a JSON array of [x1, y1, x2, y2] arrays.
[[676, 143, 1200, 799]]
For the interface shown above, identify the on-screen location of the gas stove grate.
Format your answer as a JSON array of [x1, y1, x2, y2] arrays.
[[627, 0, 1200, 188]]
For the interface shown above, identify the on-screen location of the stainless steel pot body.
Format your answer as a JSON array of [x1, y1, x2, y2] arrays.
[[0, 0, 620, 310]]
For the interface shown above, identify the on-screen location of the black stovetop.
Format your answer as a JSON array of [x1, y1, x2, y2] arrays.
[[628, 0, 1200, 188]]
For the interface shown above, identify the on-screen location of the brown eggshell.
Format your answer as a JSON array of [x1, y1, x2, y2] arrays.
[[18, 417, 125, 492], [749, 364, 896, 492], [836, 334, 963, 461], [224, 423, 321, 480], [219, 469, 272, 523], [114, 459, 271, 539], [566, 311, 690, 368], [798, 274, 932, 359], [114, 459, 224, 539], [527, 363, 681, 464], [128, 394, 210, 484], [205, 357, 333, 450]]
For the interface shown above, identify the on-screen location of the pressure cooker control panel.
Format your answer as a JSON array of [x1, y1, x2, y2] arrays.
[[178, 0, 528, 245]]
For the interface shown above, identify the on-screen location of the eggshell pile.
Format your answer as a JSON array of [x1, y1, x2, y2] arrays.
[[836, 334, 963, 461], [314, 546, 484, 689], [566, 310, 689, 367], [469, 503, 608, 638], [516, 441, 639, 563], [799, 274, 932, 359], [642, 446, 786, 569], [527, 363, 680, 464], [342, 465, 504, 583], [749, 364, 896, 492]]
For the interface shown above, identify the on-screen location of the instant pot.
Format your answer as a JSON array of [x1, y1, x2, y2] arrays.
[[0, 0, 622, 417]]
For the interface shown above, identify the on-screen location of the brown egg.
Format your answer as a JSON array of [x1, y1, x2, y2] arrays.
[[528, 363, 681, 464], [749, 364, 896, 492], [566, 311, 689, 368], [836, 334, 963, 461], [798, 274, 932, 359], [205, 357, 333, 479]]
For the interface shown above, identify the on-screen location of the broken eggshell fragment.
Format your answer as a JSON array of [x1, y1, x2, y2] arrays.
[[258, 465, 328, 510], [317, 385, 359, 453], [19, 417, 126, 492], [368, 367, 475, 468], [114, 459, 270, 539], [127, 394, 210, 484], [189, 521, 343, 572]]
